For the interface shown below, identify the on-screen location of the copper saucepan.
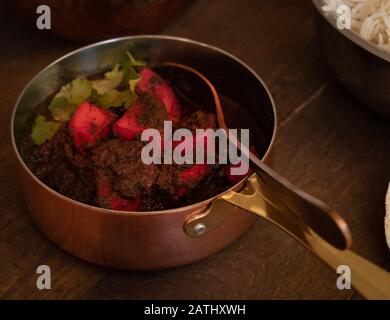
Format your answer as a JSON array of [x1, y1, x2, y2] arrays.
[[11, 36, 390, 298]]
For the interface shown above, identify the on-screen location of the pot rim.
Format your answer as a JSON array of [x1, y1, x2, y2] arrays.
[[311, 0, 390, 63], [10, 34, 277, 217]]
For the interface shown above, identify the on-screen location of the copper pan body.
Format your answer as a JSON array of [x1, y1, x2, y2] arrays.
[[11, 36, 276, 270]]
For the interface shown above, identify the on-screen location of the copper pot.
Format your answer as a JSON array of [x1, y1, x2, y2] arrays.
[[11, 36, 277, 270], [10, 37, 390, 299]]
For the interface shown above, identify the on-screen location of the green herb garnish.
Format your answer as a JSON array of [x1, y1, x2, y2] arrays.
[[31, 115, 61, 145], [48, 97, 76, 122], [95, 89, 136, 109], [93, 52, 144, 108], [48, 77, 91, 121], [120, 51, 145, 85], [46, 51, 145, 120], [91, 64, 123, 95]]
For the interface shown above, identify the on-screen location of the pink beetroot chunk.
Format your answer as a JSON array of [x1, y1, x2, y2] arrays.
[[112, 100, 147, 141], [95, 170, 141, 211], [179, 164, 211, 184], [137, 68, 181, 123], [68, 101, 114, 153], [174, 164, 212, 199]]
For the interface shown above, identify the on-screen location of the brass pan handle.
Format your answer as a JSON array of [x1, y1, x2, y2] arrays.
[[171, 61, 390, 298], [220, 173, 390, 300]]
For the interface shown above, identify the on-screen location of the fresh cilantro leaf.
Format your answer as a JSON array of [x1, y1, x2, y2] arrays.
[[48, 97, 77, 121], [95, 89, 136, 109], [120, 51, 145, 85], [121, 60, 140, 82], [126, 51, 146, 67], [31, 115, 61, 145], [68, 77, 92, 105], [47, 52, 144, 115], [91, 64, 123, 95], [48, 77, 91, 121]]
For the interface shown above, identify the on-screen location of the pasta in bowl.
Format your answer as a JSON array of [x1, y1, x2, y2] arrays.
[[312, 0, 390, 119], [321, 0, 390, 51]]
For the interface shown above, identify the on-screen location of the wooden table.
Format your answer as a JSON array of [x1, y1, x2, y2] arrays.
[[1, 0, 389, 300]]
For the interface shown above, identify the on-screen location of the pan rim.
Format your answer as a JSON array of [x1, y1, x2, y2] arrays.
[[10, 34, 277, 217]]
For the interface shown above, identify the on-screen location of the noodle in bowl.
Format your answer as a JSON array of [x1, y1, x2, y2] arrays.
[[322, 0, 390, 51], [312, 0, 390, 119]]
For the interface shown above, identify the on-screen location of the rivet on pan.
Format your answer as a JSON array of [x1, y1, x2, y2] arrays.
[[193, 223, 207, 236]]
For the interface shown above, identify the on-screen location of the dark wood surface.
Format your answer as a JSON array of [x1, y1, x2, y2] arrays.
[[1, 0, 389, 299]]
